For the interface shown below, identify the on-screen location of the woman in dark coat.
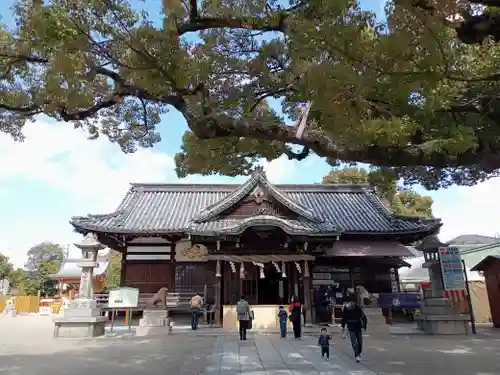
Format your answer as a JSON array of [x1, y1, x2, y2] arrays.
[[288, 295, 302, 339]]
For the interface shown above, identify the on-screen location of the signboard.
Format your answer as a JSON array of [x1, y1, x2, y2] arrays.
[[377, 293, 421, 309], [108, 287, 139, 308], [438, 246, 466, 291]]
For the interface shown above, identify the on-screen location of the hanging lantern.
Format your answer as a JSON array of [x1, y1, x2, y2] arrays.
[[215, 260, 221, 277], [216, 240, 220, 250], [240, 262, 245, 279], [252, 261, 265, 279], [281, 261, 287, 278], [272, 261, 281, 273], [304, 261, 310, 277], [229, 261, 236, 273], [304, 241, 308, 251], [294, 261, 302, 274]]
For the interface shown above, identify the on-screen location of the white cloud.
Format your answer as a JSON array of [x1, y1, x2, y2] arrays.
[[262, 155, 297, 183], [433, 178, 500, 242], [0, 117, 176, 267], [0, 118, 175, 209]]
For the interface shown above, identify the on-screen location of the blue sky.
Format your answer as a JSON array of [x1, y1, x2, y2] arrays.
[[1, 0, 498, 268]]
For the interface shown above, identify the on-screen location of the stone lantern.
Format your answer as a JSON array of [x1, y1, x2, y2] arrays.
[[415, 235, 470, 334], [52, 233, 108, 338], [74, 232, 105, 300]]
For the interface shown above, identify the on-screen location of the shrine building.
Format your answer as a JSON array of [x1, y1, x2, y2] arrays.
[[70, 167, 441, 327]]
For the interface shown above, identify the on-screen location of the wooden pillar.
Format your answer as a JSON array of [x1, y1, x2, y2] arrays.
[[125, 308, 130, 325], [170, 241, 177, 291], [119, 247, 127, 287], [303, 266, 312, 326]]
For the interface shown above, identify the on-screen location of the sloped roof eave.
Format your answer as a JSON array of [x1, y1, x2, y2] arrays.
[[187, 215, 340, 237], [470, 254, 500, 271], [68, 180, 442, 236]]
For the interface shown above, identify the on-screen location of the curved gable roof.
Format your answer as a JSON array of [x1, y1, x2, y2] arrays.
[[193, 168, 321, 223]]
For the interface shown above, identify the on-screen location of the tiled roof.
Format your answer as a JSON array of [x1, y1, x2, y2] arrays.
[[71, 171, 441, 236], [447, 234, 499, 246]]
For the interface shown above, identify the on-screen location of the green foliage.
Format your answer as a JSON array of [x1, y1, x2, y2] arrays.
[[24, 242, 65, 272], [0, 253, 13, 281], [0, 253, 32, 294], [2, 0, 500, 188], [24, 242, 65, 297], [322, 167, 434, 218], [104, 250, 122, 291]]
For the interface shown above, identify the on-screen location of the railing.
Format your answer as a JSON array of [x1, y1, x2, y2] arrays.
[[93, 284, 210, 311]]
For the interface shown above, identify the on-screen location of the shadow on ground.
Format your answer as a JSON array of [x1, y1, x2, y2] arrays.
[[0, 335, 215, 375], [330, 332, 500, 375]]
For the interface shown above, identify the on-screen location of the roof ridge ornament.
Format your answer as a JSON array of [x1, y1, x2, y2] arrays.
[[253, 165, 266, 175]]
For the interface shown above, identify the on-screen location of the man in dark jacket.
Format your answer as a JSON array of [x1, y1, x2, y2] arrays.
[[341, 299, 367, 362]]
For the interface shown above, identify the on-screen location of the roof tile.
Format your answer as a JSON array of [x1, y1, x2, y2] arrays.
[[71, 178, 441, 236]]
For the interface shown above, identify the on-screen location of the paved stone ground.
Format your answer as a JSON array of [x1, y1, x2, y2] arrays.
[[329, 329, 500, 375], [207, 335, 375, 375], [3, 315, 500, 375], [0, 315, 216, 375]]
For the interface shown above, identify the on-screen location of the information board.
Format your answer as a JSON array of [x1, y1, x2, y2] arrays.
[[108, 287, 139, 308], [438, 247, 466, 291]]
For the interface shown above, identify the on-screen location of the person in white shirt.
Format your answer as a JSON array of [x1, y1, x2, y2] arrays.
[[189, 293, 203, 330]]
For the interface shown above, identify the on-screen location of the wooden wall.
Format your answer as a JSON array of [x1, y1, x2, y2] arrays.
[[121, 236, 174, 293], [123, 262, 175, 293], [484, 263, 500, 328]]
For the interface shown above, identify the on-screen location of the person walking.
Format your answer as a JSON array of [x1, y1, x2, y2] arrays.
[[189, 292, 203, 330], [317, 327, 331, 359], [340, 297, 367, 362], [236, 295, 251, 340], [289, 295, 302, 339], [278, 305, 288, 338]]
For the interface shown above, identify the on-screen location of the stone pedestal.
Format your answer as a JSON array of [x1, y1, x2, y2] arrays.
[[139, 310, 168, 327], [364, 307, 388, 333], [136, 310, 171, 336], [53, 299, 107, 338], [417, 295, 470, 334]]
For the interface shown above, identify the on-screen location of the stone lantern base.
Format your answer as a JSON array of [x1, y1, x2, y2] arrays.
[[416, 292, 471, 335], [52, 299, 107, 338]]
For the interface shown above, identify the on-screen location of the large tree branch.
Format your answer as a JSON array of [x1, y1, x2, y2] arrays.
[[177, 0, 306, 35], [0, 54, 184, 122], [397, 0, 500, 44], [179, 106, 500, 170]]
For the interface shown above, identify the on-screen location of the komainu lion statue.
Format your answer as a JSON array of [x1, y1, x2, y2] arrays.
[[146, 287, 168, 308], [355, 285, 378, 307]]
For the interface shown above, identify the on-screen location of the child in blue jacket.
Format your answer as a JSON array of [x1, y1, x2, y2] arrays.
[[278, 306, 288, 338]]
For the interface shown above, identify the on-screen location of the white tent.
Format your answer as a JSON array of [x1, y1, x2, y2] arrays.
[[398, 256, 484, 283]]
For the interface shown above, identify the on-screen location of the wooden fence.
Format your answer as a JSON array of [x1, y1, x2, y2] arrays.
[[0, 296, 6, 311], [14, 296, 40, 313]]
